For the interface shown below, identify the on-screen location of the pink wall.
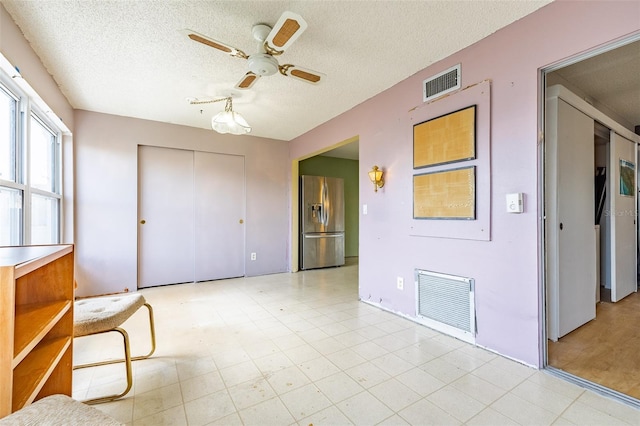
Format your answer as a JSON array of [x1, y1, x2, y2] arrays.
[[74, 110, 290, 297], [289, 1, 640, 366]]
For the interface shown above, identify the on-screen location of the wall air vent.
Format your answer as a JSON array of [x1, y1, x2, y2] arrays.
[[415, 268, 475, 343], [423, 64, 461, 102]]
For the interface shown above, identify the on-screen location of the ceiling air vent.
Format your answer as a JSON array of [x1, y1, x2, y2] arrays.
[[423, 64, 461, 102]]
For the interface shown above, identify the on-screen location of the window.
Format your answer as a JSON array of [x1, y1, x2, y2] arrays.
[[0, 75, 62, 246]]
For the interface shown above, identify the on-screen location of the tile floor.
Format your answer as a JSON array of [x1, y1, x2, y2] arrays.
[[73, 260, 640, 425]]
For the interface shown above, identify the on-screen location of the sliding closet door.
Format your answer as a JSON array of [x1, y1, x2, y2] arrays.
[[194, 152, 245, 281], [138, 146, 195, 288], [610, 132, 637, 302], [546, 98, 596, 341]]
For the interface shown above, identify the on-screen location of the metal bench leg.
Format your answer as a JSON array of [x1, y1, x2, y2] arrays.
[[77, 327, 133, 405], [74, 302, 156, 369]]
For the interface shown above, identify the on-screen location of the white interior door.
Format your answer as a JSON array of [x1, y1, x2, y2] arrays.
[[138, 146, 195, 288], [194, 152, 245, 281], [546, 97, 596, 341], [610, 131, 637, 302]]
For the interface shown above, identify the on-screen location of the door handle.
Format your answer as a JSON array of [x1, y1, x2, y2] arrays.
[[140, 219, 146, 224], [239, 219, 244, 224], [559, 223, 563, 230]]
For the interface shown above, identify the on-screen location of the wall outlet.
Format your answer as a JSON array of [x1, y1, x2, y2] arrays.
[[250, 252, 257, 261], [397, 276, 404, 290]]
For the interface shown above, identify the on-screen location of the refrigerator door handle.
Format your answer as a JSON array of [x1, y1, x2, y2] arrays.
[[304, 233, 343, 238], [322, 180, 329, 226]]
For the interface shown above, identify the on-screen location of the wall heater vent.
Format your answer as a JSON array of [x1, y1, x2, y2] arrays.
[[416, 269, 476, 342], [423, 64, 461, 102]]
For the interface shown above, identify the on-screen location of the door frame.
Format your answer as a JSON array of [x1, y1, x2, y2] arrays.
[[539, 34, 640, 404], [290, 136, 359, 272]]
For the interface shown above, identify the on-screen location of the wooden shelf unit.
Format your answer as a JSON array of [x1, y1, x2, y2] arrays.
[[0, 245, 74, 418]]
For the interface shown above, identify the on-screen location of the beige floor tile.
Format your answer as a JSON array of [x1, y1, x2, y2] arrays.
[[472, 362, 529, 391], [279, 383, 332, 420], [370, 352, 414, 376], [369, 378, 422, 412], [227, 377, 277, 410], [449, 373, 506, 405], [299, 405, 355, 426], [337, 391, 395, 425], [393, 344, 436, 366], [351, 341, 389, 360], [314, 371, 365, 404], [266, 365, 311, 394], [132, 382, 183, 421], [253, 351, 294, 374], [396, 367, 446, 396], [183, 389, 236, 426], [283, 343, 322, 364], [272, 333, 306, 351], [218, 360, 262, 387], [298, 356, 341, 381], [94, 397, 134, 424], [420, 357, 468, 384], [560, 400, 629, 425], [179, 371, 226, 403], [527, 371, 585, 399], [237, 396, 296, 426], [576, 391, 640, 424], [376, 413, 411, 425], [426, 386, 486, 422], [465, 407, 520, 426], [70, 262, 640, 426], [398, 398, 462, 425], [511, 379, 577, 415], [309, 336, 348, 356], [345, 361, 392, 389], [490, 393, 558, 425], [132, 405, 187, 426], [326, 348, 367, 370]]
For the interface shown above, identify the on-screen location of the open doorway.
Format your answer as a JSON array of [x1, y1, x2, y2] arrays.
[[290, 137, 359, 272], [543, 37, 640, 402]]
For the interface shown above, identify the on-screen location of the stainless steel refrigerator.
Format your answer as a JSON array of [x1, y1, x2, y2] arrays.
[[300, 175, 345, 270]]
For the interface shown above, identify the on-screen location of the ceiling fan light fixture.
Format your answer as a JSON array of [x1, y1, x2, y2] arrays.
[[211, 111, 251, 135], [210, 97, 251, 135]]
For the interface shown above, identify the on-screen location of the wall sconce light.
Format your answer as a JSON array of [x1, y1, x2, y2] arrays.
[[368, 165, 384, 192], [189, 97, 251, 135]]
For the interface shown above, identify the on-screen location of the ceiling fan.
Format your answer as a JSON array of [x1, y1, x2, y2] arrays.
[[184, 11, 325, 90]]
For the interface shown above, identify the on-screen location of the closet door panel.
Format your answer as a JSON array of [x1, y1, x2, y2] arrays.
[[194, 152, 245, 281], [610, 132, 637, 302], [546, 98, 596, 340], [138, 146, 195, 288]]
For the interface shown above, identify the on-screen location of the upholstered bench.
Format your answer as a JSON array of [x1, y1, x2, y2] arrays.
[[0, 394, 122, 425], [74, 293, 156, 404]]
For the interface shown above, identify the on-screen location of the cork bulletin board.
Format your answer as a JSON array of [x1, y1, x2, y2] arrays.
[[413, 166, 476, 219], [413, 105, 476, 169]]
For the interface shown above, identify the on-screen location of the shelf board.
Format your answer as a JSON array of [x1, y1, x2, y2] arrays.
[[0, 245, 73, 278], [11, 336, 70, 412], [13, 301, 71, 367]]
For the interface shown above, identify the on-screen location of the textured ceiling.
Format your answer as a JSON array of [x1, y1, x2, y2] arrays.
[[2, 0, 552, 141], [551, 40, 640, 130]]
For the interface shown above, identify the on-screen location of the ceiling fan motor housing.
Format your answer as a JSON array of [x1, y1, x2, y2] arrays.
[[248, 53, 279, 76]]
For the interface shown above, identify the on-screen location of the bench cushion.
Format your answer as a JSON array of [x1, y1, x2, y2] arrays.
[[0, 394, 122, 425], [74, 293, 146, 337]]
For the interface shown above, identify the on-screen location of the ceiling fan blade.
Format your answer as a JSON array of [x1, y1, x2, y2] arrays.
[[279, 64, 324, 85], [182, 29, 248, 59], [264, 11, 308, 54], [235, 72, 260, 90]]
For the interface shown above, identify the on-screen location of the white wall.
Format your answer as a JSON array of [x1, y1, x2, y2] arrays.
[[74, 110, 290, 297]]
